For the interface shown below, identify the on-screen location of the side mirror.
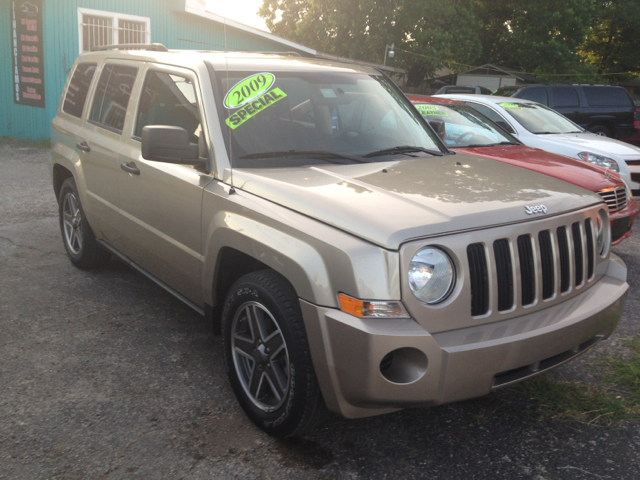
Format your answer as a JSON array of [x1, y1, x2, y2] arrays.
[[141, 126, 203, 165], [428, 118, 446, 141]]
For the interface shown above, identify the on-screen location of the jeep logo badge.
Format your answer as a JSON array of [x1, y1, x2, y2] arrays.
[[525, 205, 548, 215]]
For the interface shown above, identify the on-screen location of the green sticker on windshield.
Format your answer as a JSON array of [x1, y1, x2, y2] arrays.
[[225, 88, 288, 130], [415, 104, 448, 116], [499, 102, 523, 110], [224, 73, 276, 109]]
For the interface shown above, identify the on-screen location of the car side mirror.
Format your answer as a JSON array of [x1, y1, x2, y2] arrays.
[[428, 118, 446, 141], [141, 126, 204, 165]]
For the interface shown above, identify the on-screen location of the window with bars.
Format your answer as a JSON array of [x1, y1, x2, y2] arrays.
[[78, 8, 150, 52]]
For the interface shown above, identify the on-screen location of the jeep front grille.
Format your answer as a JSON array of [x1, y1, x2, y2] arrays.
[[556, 226, 570, 293], [467, 244, 489, 316], [517, 235, 535, 306], [468, 219, 595, 316], [493, 239, 513, 312], [597, 187, 627, 212]]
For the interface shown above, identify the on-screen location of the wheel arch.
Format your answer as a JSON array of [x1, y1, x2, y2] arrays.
[[52, 163, 74, 202], [204, 221, 335, 334]]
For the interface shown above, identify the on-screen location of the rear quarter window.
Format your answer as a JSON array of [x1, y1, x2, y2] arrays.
[[584, 87, 633, 107], [62, 63, 97, 118], [551, 87, 579, 107]]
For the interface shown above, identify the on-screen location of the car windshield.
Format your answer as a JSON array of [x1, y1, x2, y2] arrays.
[[413, 103, 518, 148], [214, 70, 444, 168], [497, 102, 584, 134]]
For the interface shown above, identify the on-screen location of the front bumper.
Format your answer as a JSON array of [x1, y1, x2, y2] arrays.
[[301, 255, 628, 419]]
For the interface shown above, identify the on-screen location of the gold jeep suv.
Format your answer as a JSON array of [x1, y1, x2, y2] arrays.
[[51, 45, 628, 438]]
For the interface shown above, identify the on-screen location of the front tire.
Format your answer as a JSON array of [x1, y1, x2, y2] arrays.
[[222, 270, 322, 438], [590, 125, 611, 137], [58, 177, 110, 269]]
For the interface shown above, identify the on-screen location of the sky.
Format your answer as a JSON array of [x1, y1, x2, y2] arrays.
[[205, 0, 269, 32]]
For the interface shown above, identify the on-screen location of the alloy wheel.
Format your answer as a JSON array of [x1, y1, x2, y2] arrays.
[[231, 301, 290, 412], [62, 192, 83, 255]]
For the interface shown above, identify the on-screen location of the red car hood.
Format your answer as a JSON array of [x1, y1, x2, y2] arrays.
[[459, 145, 626, 191]]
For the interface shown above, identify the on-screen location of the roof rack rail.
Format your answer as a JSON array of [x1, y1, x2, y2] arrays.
[[91, 43, 169, 52], [250, 51, 302, 57]]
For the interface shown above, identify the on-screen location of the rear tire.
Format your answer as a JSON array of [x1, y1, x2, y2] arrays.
[[58, 177, 110, 269], [222, 270, 322, 438], [590, 125, 611, 137]]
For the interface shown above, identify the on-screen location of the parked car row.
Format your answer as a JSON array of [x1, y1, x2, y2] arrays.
[[438, 84, 638, 144], [51, 47, 630, 438], [409, 95, 639, 244]]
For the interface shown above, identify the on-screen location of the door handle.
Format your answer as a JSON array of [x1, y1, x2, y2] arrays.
[[120, 161, 140, 175], [76, 141, 91, 152]]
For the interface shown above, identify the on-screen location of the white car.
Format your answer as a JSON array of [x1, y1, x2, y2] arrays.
[[437, 94, 640, 193]]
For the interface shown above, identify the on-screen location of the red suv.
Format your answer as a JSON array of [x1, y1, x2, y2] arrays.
[[409, 95, 639, 244]]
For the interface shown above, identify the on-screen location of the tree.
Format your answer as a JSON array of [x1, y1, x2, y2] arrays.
[[581, 0, 640, 74], [259, 0, 482, 86], [475, 0, 595, 74]]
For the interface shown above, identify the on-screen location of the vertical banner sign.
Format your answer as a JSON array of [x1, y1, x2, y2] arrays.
[[11, 0, 46, 108]]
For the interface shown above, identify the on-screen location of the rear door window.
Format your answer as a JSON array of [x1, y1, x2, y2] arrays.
[[517, 87, 548, 106], [584, 87, 633, 107], [89, 65, 138, 133], [62, 63, 97, 118], [551, 87, 580, 107]]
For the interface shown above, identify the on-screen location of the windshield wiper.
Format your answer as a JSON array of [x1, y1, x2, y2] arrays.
[[363, 145, 445, 158], [462, 141, 517, 148], [536, 131, 582, 135], [239, 150, 371, 164]]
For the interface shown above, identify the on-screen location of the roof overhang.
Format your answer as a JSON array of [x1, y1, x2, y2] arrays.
[[183, 1, 403, 73], [183, 0, 317, 55], [315, 51, 406, 74]]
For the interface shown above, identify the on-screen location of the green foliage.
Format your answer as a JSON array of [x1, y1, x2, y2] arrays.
[[512, 376, 637, 425], [258, 0, 640, 84], [580, 0, 640, 74], [603, 337, 640, 399], [259, 0, 482, 86], [475, 0, 595, 74]]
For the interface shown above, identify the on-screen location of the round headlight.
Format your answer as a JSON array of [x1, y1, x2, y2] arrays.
[[596, 209, 610, 256], [408, 247, 455, 304]]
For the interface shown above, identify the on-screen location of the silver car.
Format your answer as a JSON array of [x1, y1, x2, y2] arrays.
[[51, 46, 628, 437]]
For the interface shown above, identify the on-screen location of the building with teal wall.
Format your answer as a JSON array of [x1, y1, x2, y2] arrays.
[[1, 0, 320, 140]]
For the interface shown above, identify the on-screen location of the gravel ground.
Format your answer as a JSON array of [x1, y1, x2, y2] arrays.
[[1, 140, 639, 479]]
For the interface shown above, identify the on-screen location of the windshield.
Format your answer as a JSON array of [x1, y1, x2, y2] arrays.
[[413, 103, 518, 148], [497, 102, 584, 134], [214, 70, 444, 168]]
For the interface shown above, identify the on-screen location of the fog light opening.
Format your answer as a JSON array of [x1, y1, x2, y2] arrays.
[[379, 347, 428, 384]]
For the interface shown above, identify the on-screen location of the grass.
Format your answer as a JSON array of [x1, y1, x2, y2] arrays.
[[510, 336, 640, 426], [602, 336, 640, 400], [0, 135, 51, 149]]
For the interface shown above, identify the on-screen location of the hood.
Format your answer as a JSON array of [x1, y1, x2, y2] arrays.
[[461, 145, 625, 192], [228, 152, 602, 250], [538, 132, 640, 157]]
